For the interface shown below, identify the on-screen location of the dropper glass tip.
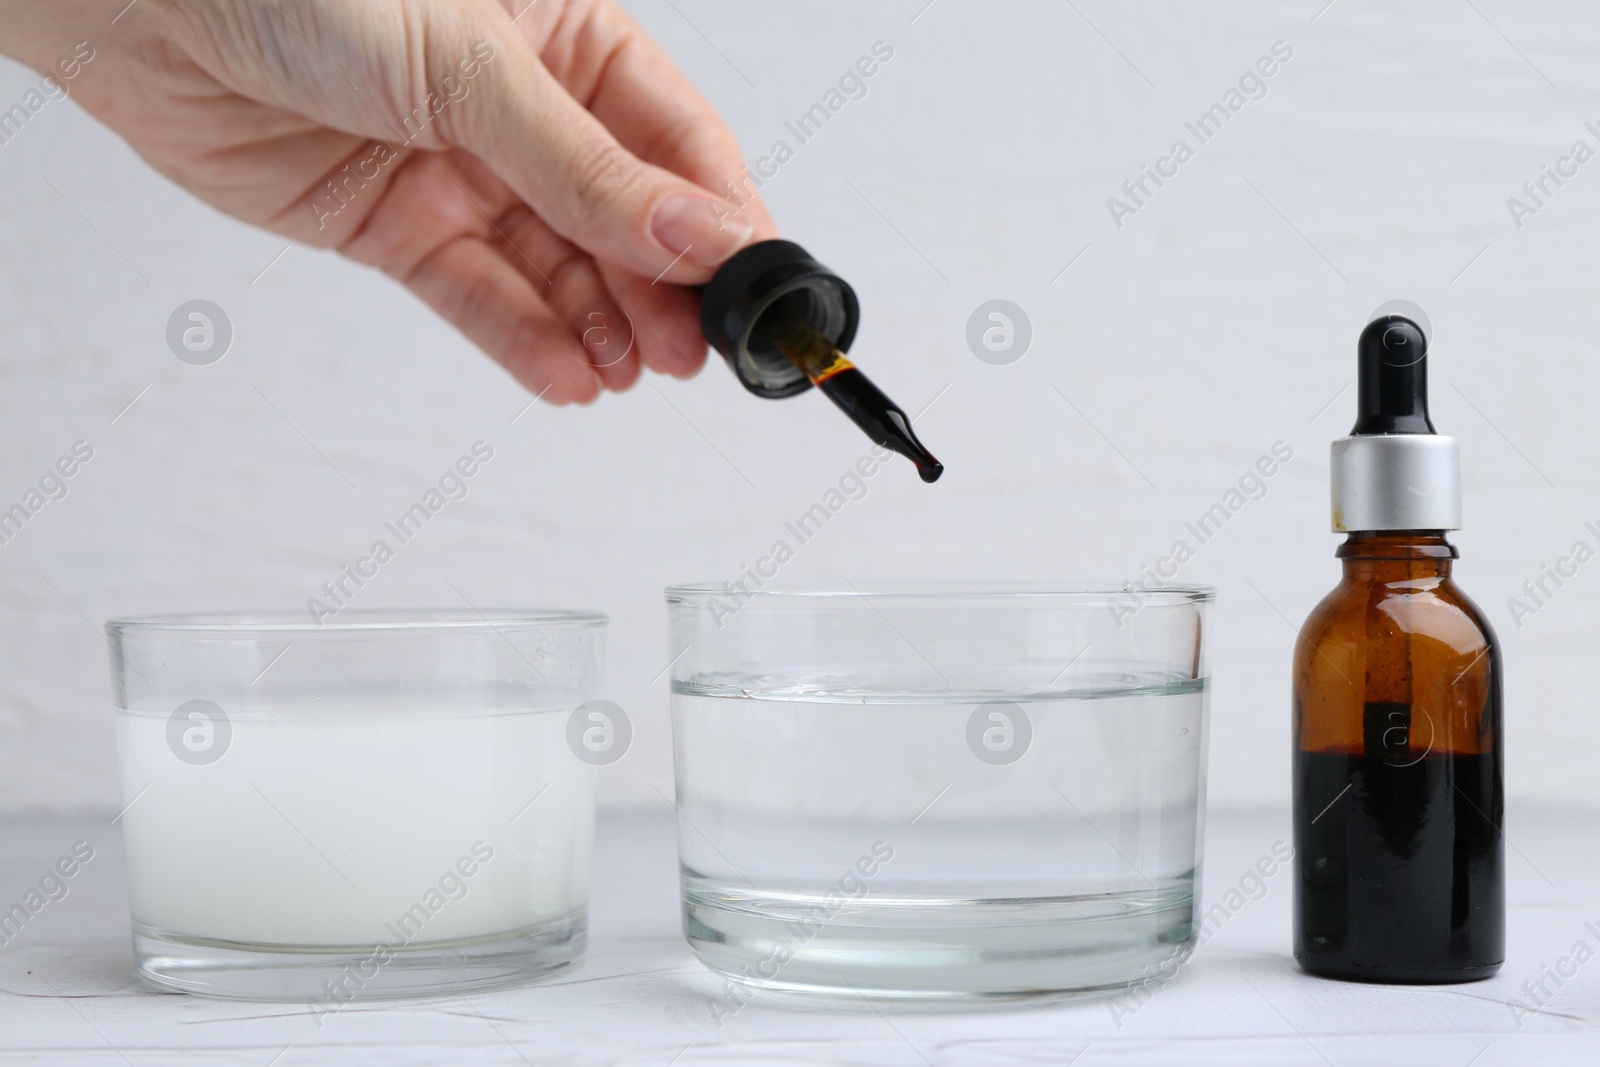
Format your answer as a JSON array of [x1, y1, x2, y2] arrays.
[[759, 308, 944, 485]]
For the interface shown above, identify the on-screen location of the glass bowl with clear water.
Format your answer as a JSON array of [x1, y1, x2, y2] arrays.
[[665, 582, 1213, 1000]]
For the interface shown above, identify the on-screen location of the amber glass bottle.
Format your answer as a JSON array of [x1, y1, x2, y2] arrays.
[[1293, 312, 1504, 983], [1293, 530, 1504, 982]]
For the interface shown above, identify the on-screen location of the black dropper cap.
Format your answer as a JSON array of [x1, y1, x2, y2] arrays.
[[699, 239, 858, 398], [1332, 308, 1460, 531], [700, 239, 942, 482], [1352, 315, 1434, 435]]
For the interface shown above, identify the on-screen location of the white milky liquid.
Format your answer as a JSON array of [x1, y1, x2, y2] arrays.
[[115, 705, 592, 948]]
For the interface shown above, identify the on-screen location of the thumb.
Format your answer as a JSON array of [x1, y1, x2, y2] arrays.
[[439, 28, 754, 285]]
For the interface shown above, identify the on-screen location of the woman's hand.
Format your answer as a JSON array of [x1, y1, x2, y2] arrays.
[[1, 0, 776, 402]]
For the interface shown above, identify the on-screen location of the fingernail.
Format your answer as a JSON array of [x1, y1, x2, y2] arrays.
[[650, 195, 754, 270]]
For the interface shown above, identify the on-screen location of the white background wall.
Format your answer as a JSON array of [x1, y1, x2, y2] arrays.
[[0, 0, 1595, 814]]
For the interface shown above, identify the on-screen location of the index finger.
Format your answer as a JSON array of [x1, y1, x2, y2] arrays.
[[519, 2, 779, 242]]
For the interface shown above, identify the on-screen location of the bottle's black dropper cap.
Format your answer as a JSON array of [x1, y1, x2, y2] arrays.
[[699, 240, 858, 398], [699, 239, 942, 482], [1331, 308, 1460, 531], [1352, 315, 1434, 435]]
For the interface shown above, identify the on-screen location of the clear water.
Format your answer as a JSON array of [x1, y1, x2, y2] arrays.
[[672, 667, 1206, 998]]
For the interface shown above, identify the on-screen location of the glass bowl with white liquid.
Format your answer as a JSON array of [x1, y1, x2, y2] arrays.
[[105, 609, 605, 1002], [664, 582, 1212, 1001]]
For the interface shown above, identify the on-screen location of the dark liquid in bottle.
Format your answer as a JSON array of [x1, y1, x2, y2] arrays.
[[1294, 736, 1504, 983]]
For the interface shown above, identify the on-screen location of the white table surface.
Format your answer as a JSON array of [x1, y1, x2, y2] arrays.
[[2, 808, 1595, 1066]]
